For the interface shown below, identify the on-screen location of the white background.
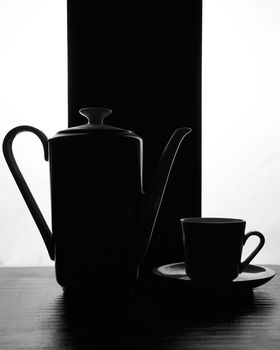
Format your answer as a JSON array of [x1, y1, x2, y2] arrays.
[[1, 1, 280, 265], [202, 0, 280, 263], [0, 0, 66, 265]]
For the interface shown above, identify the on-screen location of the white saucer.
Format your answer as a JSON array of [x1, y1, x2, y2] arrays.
[[153, 263, 275, 290]]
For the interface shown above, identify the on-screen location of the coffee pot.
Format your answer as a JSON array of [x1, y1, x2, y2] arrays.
[[3, 107, 191, 292]]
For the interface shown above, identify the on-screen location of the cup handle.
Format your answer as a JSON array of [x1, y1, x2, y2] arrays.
[[240, 231, 265, 272]]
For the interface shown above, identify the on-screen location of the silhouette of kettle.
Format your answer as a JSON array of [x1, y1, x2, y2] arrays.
[[3, 107, 191, 292]]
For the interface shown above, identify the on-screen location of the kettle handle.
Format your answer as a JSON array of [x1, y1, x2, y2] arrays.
[[2, 126, 55, 260]]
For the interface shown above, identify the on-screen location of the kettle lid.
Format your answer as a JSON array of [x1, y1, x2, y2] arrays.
[[56, 107, 135, 136]]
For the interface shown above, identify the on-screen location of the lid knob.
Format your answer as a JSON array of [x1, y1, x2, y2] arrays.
[[79, 107, 112, 125]]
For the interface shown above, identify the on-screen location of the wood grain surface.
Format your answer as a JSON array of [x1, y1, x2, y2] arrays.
[[0, 266, 279, 349]]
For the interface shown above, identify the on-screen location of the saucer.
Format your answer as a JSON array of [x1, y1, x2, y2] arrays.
[[153, 263, 275, 290]]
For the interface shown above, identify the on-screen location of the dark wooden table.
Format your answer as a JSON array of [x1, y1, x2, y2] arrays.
[[0, 265, 279, 349]]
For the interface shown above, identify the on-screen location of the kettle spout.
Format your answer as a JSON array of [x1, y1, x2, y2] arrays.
[[139, 127, 192, 261]]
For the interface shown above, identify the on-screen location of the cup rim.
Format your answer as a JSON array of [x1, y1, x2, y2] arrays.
[[180, 217, 245, 224]]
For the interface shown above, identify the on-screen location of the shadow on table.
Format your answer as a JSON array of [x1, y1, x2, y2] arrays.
[[51, 285, 276, 349], [137, 284, 277, 349], [54, 289, 141, 349]]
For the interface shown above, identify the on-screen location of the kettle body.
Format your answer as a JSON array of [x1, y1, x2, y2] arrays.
[[50, 131, 142, 290]]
